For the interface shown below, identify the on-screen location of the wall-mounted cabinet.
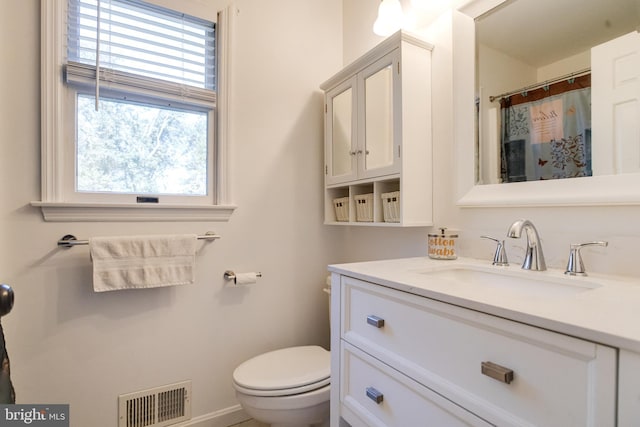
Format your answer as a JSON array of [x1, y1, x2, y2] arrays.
[[321, 31, 434, 226]]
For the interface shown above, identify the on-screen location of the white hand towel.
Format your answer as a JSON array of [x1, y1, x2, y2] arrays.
[[90, 234, 197, 292]]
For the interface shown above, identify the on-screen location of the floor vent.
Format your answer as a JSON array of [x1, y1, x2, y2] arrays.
[[118, 380, 191, 427]]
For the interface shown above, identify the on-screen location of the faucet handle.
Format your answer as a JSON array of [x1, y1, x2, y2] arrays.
[[564, 241, 608, 276], [481, 236, 509, 266]]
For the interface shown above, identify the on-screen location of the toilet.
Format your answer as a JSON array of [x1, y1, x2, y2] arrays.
[[232, 345, 330, 427], [233, 284, 332, 426]]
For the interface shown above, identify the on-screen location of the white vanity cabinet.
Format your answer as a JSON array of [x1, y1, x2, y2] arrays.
[[321, 31, 433, 226], [330, 274, 617, 427]]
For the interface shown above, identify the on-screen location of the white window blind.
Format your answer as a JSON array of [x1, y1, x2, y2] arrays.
[[66, 0, 216, 103]]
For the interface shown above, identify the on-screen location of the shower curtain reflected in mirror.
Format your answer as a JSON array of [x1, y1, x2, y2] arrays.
[[500, 74, 592, 182]]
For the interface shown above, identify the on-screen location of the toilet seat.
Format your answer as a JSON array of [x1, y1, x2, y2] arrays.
[[232, 346, 330, 397]]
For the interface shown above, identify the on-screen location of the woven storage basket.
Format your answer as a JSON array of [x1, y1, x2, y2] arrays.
[[332, 197, 349, 222], [354, 193, 374, 222], [381, 191, 400, 222]]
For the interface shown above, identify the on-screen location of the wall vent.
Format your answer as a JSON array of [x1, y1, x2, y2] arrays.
[[118, 380, 192, 427]]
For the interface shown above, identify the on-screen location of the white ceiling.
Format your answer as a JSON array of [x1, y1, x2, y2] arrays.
[[476, 0, 640, 67]]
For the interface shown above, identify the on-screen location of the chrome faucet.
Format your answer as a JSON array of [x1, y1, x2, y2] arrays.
[[507, 219, 546, 271], [565, 241, 608, 276], [480, 236, 509, 266]]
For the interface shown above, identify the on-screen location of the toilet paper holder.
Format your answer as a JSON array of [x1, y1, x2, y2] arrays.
[[224, 270, 262, 284]]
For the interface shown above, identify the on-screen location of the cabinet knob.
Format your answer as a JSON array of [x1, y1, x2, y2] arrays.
[[349, 150, 357, 156], [366, 315, 385, 328], [481, 361, 514, 384], [366, 387, 384, 404]]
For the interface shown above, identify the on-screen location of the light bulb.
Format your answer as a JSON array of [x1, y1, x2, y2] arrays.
[[411, 0, 451, 11], [373, 0, 404, 36], [410, 0, 428, 9]]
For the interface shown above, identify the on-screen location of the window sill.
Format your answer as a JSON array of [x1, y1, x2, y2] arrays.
[[31, 201, 237, 222]]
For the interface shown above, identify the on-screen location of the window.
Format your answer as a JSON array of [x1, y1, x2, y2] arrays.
[[75, 95, 209, 195], [35, 0, 235, 221]]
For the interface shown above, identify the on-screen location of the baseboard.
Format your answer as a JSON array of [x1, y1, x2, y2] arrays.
[[175, 404, 251, 427]]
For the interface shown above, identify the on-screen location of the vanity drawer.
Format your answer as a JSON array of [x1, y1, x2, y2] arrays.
[[341, 276, 616, 427], [340, 342, 490, 427]]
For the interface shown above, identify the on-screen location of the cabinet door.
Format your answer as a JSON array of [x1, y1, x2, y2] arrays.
[[358, 50, 401, 180], [325, 77, 358, 185]]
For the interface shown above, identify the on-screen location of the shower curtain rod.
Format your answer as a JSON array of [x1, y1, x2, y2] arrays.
[[489, 67, 591, 103]]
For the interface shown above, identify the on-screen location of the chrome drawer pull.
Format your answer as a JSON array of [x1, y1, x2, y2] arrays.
[[366, 387, 384, 404], [366, 315, 385, 328], [481, 361, 514, 384]]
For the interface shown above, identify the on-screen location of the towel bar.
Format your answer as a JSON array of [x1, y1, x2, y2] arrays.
[[57, 232, 221, 248]]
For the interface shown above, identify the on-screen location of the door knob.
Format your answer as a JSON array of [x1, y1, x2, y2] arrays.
[[0, 284, 14, 317]]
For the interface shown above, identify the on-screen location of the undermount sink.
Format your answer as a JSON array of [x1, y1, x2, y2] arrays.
[[418, 265, 602, 297]]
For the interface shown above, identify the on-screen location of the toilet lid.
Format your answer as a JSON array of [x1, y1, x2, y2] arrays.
[[233, 346, 330, 394]]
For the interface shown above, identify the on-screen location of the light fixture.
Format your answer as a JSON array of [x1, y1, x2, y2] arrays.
[[410, 0, 429, 9], [373, 0, 405, 37], [411, 0, 452, 11]]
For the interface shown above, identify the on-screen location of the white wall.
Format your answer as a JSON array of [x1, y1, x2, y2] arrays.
[[537, 50, 590, 81], [342, 0, 381, 65], [0, 0, 343, 425]]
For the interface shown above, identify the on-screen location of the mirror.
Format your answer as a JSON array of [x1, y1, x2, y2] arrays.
[[475, 0, 640, 185], [364, 64, 394, 170], [331, 87, 353, 177], [455, 0, 640, 207]]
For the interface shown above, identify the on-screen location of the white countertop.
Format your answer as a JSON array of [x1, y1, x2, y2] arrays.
[[329, 257, 640, 353]]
